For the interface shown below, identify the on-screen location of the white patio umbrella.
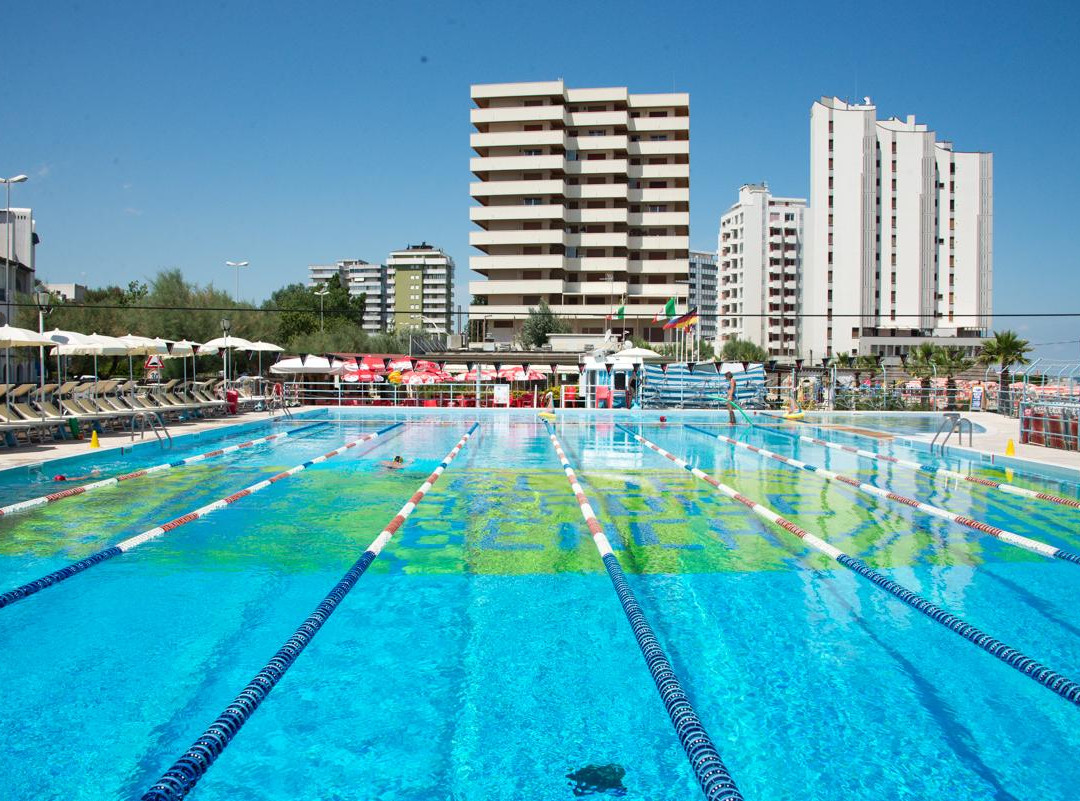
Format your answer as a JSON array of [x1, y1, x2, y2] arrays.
[[164, 339, 200, 389], [117, 334, 169, 387], [198, 336, 254, 385], [0, 325, 53, 347], [269, 355, 343, 375], [45, 329, 95, 391], [246, 340, 285, 379]]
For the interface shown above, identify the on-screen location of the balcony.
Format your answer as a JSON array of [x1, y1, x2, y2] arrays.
[[565, 207, 627, 224], [469, 229, 564, 248], [470, 155, 564, 174], [564, 183, 628, 200], [628, 140, 689, 156], [575, 256, 625, 272], [628, 235, 689, 250], [470, 130, 565, 150], [628, 187, 689, 203], [566, 135, 628, 151], [628, 163, 690, 180], [627, 283, 689, 298], [569, 232, 627, 248], [628, 116, 690, 132], [628, 211, 689, 227], [471, 81, 564, 100], [470, 106, 565, 125], [627, 258, 690, 275], [565, 158, 628, 175], [470, 179, 563, 198], [469, 254, 563, 272], [469, 279, 564, 295], [566, 110, 627, 127], [563, 281, 628, 295], [470, 204, 563, 223]]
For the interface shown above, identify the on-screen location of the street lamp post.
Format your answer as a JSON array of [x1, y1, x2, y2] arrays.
[[221, 317, 232, 389], [34, 289, 52, 395], [225, 261, 249, 303], [1, 174, 29, 383], [314, 286, 329, 332]]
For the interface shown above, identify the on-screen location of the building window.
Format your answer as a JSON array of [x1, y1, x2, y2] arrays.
[[523, 198, 542, 206]]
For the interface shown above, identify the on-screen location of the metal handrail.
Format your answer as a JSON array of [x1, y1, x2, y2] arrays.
[[130, 410, 172, 448]]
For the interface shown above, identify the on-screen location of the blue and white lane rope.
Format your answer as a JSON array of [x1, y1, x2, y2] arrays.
[[140, 422, 480, 801], [617, 424, 1080, 709], [685, 424, 1080, 566], [0, 420, 330, 518], [0, 423, 402, 611], [761, 419, 1080, 511], [543, 421, 744, 801]]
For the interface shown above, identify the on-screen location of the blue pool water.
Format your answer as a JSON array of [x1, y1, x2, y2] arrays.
[[800, 411, 987, 436], [0, 409, 1078, 800]]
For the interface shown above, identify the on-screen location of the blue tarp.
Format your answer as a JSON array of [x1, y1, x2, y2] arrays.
[[641, 362, 766, 409]]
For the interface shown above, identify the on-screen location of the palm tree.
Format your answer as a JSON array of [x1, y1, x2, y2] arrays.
[[934, 346, 975, 410], [828, 353, 853, 368], [977, 330, 1032, 413], [907, 342, 939, 407]]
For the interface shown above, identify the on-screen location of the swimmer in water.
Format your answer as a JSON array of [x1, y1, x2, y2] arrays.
[[53, 468, 102, 482], [380, 455, 412, 470]]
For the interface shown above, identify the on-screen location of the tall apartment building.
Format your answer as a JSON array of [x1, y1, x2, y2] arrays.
[[718, 185, 806, 360], [469, 80, 690, 344], [386, 243, 455, 334], [688, 250, 718, 345], [307, 244, 455, 335], [804, 97, 992, 361], [0, 207, 37, 325]]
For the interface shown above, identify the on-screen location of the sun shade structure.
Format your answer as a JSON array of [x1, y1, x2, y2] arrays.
[[196, 337, 255, 353], [0, 325, 54, 348]]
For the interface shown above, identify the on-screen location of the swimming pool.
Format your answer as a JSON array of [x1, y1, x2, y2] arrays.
[[0, 408, 1078, 800]]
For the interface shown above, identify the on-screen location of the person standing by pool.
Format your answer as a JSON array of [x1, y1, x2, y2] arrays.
[[725, 371, 737, 425]]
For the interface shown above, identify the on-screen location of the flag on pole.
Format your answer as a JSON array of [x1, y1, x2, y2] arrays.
[[663, 308, 699, 330], [605, 305, 625, 321], [652, 297, 677, 323]]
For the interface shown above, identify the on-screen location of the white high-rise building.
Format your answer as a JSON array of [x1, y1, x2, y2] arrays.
[[804, 97, 992, 361], [1, 207, 37, 326], [718, 185, 806, 360], [469, 80, 690, 344], [307, 259, 388, 334], [688, 250, 718, 345]]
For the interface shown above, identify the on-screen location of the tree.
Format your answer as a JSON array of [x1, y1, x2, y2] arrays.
[[906, 342, 939, 408], [719, 336, 767, 363], [977, 330, 1032, 413], [934, 346, 975, 410], [828, 353, 854, 369], [519, 300, 570, 348]]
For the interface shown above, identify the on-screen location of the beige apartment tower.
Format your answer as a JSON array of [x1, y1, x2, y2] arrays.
[[469, 80, 690, 344]]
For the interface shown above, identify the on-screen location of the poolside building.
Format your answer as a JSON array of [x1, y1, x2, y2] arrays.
[[307, 259, 389, 334], [386, 243, 455, 335], [718, 185, 806, 361], [802, 96, 993, 361], [469, 80, 690, 345], [0, 207, 37, 327]]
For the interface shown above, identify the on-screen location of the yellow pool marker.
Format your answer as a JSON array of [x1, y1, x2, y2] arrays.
[[1005, 439, 1016, 456], [90, 430, 100, 449], [537, 412, 556, 423]]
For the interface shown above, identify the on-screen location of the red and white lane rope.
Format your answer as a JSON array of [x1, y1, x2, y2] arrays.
[[615, 424, 1080, 708], [685, 424, 1080, 565], [0, 423, 401, 610], [765, 420, 1080, 511], [0, 420, 329, 518]]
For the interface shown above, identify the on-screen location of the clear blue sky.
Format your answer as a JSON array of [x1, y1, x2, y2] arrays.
[[6, 0, 1079, 359]]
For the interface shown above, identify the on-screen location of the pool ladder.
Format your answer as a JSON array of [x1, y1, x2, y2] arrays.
[[931, 412, 973, 455], [267, 394, 292, 419], [131, 411, 173, 448]]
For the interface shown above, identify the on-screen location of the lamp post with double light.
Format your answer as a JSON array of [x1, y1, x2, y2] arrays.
[[221, 317, 232, 389], [34, 289, 52, 394], [314, 285, 329, 332], [225, 261, 249, 303]]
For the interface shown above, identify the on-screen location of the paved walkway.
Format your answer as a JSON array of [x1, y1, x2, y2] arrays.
[[0, 409, 288, 471], [913, 411, 1080, 473]]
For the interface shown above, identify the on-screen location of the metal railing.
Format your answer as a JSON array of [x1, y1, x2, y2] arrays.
[[1019, 400, 1080, 452]]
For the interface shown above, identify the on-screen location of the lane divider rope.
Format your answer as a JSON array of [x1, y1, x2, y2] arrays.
[[616, 424, 1080, 709], [685, 424, 1080, 565], [761, 418, 1080, 510], [140, 422, 480, 801], [0, 423, 402, 611], [0, 420, 331, 518], [543, 420, 744, 801]]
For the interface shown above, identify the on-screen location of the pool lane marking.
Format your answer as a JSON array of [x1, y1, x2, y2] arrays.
[[140, 422, 480, 801], [0, 423, 402, 611], [0, 420, 331, 518], [543, 420, 744, 801], [617, 424, 1080, 708], [758, 418, 1080, 511], [685, 424, 1080, 565]]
